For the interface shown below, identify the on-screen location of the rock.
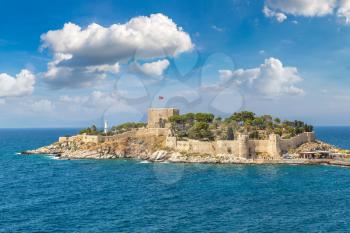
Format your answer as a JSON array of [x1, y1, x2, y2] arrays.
[[290, 140, 343, 154], [150, 150, 169, 161]]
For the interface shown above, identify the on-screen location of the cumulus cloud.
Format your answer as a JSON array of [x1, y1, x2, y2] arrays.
[[0, 70, 35, 98], [337, 0, 350, 24], [31, 99, 54, 112], [219, 57, 304, 98], [41, 13, 193, 88], [263, 0, 350, 24], [263, 6, 288, 22], [44, 65, 109, 88], [264, 0, 336, 17], [130, 59, 170, 76]]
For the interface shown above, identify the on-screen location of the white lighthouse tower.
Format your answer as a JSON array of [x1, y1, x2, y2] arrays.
[[104, 120, 109, 134]]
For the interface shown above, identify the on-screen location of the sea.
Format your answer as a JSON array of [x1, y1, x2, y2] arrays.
[[1, 127, 350, 232]]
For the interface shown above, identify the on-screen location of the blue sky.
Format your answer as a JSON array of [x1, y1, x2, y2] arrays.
[[1, 0, 350, 127]]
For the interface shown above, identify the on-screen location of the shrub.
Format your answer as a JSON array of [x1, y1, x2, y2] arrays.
[[79, 125, 99, 135], [111, 122, 147, 134]]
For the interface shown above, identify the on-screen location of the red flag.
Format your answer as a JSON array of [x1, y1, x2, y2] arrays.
[[159, 96, 164, 100]]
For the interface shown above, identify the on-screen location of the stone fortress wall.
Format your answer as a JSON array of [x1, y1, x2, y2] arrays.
[[59, 134, 103, 144], [158, 108, 315, 159], [165, 132, 315, 159], [60, 107, 315, 159], [59, 127, 170, 144]]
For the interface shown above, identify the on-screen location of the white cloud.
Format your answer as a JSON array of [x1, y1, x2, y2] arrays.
[[130, 59, 170, 76], [219, 57, 304, 98], [263, 6, 288, 22], [0, 99, 5, 105], [60, 91, 119, 108], [86, 63, 120, 74], [58, 91, 140, 116], [218, 70, 236, 80], [265, 0, 336, 17], [211, 25, 224, 32], [44, 62, 120, 88], [0, 70, 35, 98], [31, 99, 54, 112], [264, 0, 350, 24], [84, 91, 117, 107], [41, 14, 193, 88], [337, 0, 350, 24], [59, 95, 88, 104]]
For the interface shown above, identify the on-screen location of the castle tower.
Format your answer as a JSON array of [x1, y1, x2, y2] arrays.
[[306, 132, 315, 142], [268, 134, 281, 159], [104, 120, 109, 134], [237, 134, 250, 159], [147, 108, 180, 128]]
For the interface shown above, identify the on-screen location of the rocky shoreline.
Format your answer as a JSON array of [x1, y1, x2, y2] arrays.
[[21, 135, 350, 167], [21, 149, 350, 167]]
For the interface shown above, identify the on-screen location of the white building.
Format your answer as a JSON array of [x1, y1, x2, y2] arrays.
[[104, 120, 109, 134]]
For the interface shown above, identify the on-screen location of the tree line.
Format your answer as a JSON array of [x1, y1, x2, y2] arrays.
[[169, 111, 313, 141]]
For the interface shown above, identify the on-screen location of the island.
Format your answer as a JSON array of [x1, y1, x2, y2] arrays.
[[23, 108, 350, 166]]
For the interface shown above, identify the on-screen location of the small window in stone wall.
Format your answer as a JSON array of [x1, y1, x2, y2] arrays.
[[227, 147, 232, 153], [159, 118, 165, 128]]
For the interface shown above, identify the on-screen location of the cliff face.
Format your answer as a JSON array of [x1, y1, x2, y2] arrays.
[[26, 133, 167, 160]]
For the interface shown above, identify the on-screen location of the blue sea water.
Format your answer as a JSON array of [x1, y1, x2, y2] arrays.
[[1, 127, 350, 232]]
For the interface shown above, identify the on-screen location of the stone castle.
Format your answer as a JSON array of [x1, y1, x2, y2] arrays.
[[147, 108, 315, 159], [60, 108, 315, 160]]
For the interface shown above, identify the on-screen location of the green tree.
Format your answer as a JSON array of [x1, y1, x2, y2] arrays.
[[188, 122, 213, 140], [183, 113, 195, 123], [262, 115, 273, 123], [91, 125, 97, 132], [274, 127, 283, 136], [169, 115, 188, 137], [274, 118, 281, 125], [304, 124, 314, 132], [215, 116, 222, 122], [111, 122, 147, 134], [79, 125, 99, 135], [169, 115, 184, 124], [253, 117, 265, 129], [228, 111, 256, 125], [227, 126, 234, 140], [194, 113, 214, 123]]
